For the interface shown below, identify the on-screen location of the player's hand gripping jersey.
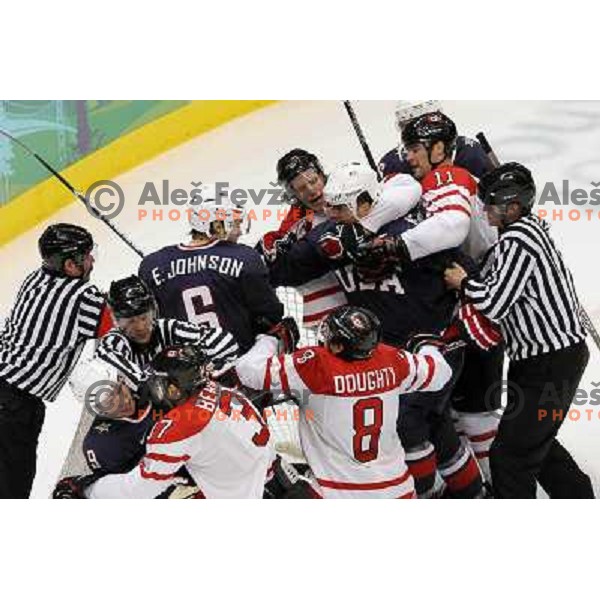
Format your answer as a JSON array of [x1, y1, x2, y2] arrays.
[[86, 381, 275, 499], [236, 335, 452, 498]]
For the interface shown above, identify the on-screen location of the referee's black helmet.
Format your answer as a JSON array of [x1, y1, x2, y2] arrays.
[[478, 162, 536, 214], [38, 223, 94, 271], [108, 275, 155, 319]]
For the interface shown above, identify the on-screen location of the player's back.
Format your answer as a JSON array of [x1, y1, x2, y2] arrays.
[[290, 345, 415, 499], [145, 382, 274, 498], [138, 241, 282, 352]]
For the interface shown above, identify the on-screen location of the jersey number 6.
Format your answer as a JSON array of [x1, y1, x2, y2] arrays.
[[182, 285, 221, 329], [352, 397, 383, 463]]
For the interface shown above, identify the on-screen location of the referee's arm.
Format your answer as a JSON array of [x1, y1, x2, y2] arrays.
[[461, 238, 536, 322], [95, 335, 147, 391]]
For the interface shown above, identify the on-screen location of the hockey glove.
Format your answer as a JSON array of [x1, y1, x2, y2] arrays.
[[268, 317, 300, 354], [355, 235, 410, 283], [259, 230, 298, 264], [52, 473, 103, 499], [317, 231, 345, 260]]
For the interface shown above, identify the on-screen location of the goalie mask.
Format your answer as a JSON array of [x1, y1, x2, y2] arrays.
[[318, 306, 381, 361], [144, 345, 210, 411]]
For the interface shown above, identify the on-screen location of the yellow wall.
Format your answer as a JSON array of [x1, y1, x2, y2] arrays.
[[0, 100, 276, 246]]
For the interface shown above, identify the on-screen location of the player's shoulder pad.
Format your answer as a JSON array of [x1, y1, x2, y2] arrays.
[[378, 147, 405, 180], [288, 345, 330, 391], [224, 242, 269, 273], [422, 164, 476, 193], [147, 382, 221, 445]]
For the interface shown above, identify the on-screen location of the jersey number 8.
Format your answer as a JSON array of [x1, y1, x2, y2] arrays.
[[352, 397, 383, 463]]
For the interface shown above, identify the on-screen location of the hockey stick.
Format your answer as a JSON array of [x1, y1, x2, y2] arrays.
[[342, 101, 382, 181], [476, 131, 600, 352], [0, 128, 145, 258]]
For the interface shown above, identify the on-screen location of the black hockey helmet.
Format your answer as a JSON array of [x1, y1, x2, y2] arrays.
[[38, 223, 94, 272], [401, 112, 457, 162], [318, 306, 381, 361], [144, 345, 209, 410], [108, 275, 156, 319], [277, 149, 325, 199], [478, 162, 536, 214]]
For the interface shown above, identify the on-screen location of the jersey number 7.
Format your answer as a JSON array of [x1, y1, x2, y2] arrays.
[[352, 397, 383, 462]]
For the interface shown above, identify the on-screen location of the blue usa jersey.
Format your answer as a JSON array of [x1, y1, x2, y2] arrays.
[[379, 135, 493, 181], [139, 242, 283, 352], [83, 409, 153, 476], [268, 219, 461, 347]]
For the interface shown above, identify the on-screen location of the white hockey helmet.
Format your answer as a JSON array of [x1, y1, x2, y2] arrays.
[[189, 184, 247, 238], [69, 358, 132, 418], [324, 162, 381, 216], [395, 100, 443, 132]]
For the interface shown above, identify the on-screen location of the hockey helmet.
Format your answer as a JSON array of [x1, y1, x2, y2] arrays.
[[478, 162, 536, 214], [144, 345, 210, 410], [324, 162, 380, 217], [318, 306, 382, 361]]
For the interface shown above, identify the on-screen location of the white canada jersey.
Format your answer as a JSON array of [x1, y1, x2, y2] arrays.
[[359, 173, 422, 233], [403, 164, 497, 262], [86, 382, 275, 499], [237, 336, 452, 499]]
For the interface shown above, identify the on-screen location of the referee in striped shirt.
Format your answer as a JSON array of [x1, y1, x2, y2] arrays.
[[445, 162, 594, 498], [94, 275, 239, 396], [0, 223, 111, 498]]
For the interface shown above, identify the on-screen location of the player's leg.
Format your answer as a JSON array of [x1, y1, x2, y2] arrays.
[[398, 392, 439, 498], [399, 344, 466, 498], [451, 344, 504, 484], [432, 407, 485, 498]]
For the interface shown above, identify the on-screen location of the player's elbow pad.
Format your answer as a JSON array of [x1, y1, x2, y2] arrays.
[[236, 335, 279, 390], [420, 347, 453, 392]]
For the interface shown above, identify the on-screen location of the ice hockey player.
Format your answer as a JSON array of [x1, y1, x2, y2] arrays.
[[354, 114, 503, 484], [236, 306, 457, 498], [138, 186, 284, 351], [267, 162, 496, 493], [378, 101, 493, 182], [259, 149, 347, 328], [357, 111, 497, 269], [267, 162, 458, 348], [54, 345, 276, 499], [69, 274, 239, 479]]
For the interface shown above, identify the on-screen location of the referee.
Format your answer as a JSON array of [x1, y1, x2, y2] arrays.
[[0, 223, 111, 498], [445, 162, 594, 499]]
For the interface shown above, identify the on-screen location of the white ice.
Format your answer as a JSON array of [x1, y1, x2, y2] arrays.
[[1, 101, 599, 498]]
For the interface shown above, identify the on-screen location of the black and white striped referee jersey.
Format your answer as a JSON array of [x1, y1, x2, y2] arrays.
[[464, 214, 586, 361], [95, 318, 239, 391], [0, 268, 108, 401]]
